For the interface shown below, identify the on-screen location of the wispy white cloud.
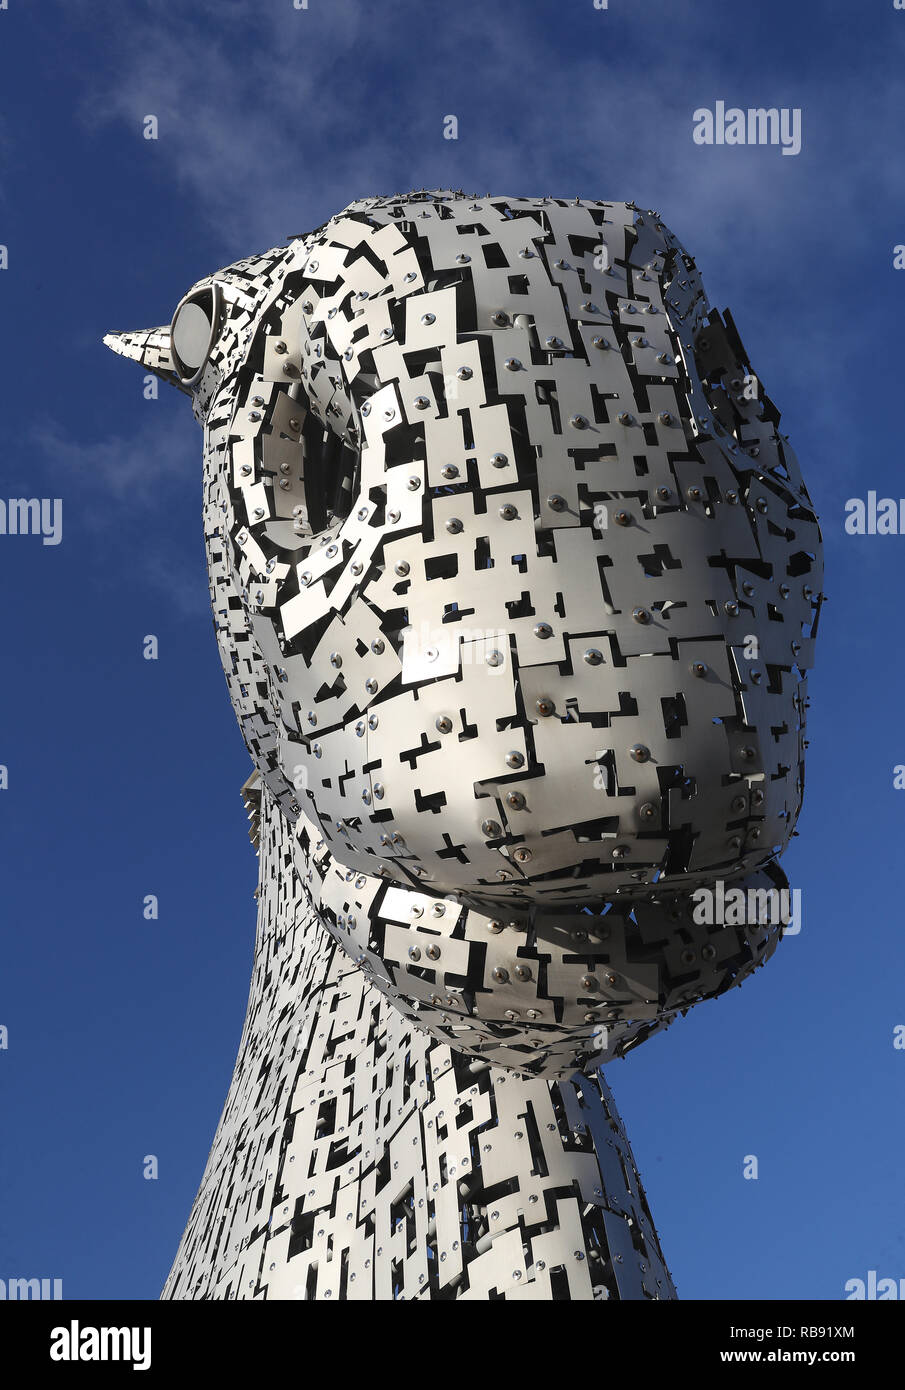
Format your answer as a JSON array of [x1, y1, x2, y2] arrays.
[[69, 0, 905, 518], [29, 403, 210, 616], [31, 407, 196, 506]]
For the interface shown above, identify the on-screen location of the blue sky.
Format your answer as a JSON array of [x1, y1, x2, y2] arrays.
[[1, 0, 904, 1300]]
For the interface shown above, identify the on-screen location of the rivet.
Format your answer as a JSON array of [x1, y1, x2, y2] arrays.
[[547, 494, 566, 511], [691, 661, 708, 678], [514, 965, 532, 981], [492, 967, 509, 983], [570, 414, 589, 429], [513, 847, 532, 863], [394, 562, 410, 576], [583, 648, 603, 665], [504, 358, 522, 372], [485, 650, 504, 667], [491, 311, 509, 326], [614, 510, 630, 526], [632, 607, 651, 625], [440, 465, 459, 479], [535, 698, 555, 717], [457, 367, 473, 381], [436, 716, 453, 734], [580, 975, 598, 992], [329, 652, 342, 668], [499, 503, 517, 520], [591, 336, 609, 349], [505, 751, 525, 768], [491, 452, 508, 468], [446, 517, 463, 533], [639, 802, 657, 820], [630, 743, 650, 762], [506, 792, 526, 810], [421, 313, 436, 326], [533, 622, 552, 639], [725, 601, 739, 616], [482, 819, 502, 837]]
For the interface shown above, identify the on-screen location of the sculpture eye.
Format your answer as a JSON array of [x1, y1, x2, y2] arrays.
[[170, 283, 221, 386]]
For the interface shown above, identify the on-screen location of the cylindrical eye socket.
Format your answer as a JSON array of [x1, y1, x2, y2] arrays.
[[170, 284, 221, 386]]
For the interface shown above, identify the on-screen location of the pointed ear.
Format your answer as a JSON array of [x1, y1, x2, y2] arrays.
[[103, 326, 191, 396]]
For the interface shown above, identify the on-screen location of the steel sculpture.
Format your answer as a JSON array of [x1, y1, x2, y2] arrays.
[[105, 189, 823, 1300]]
